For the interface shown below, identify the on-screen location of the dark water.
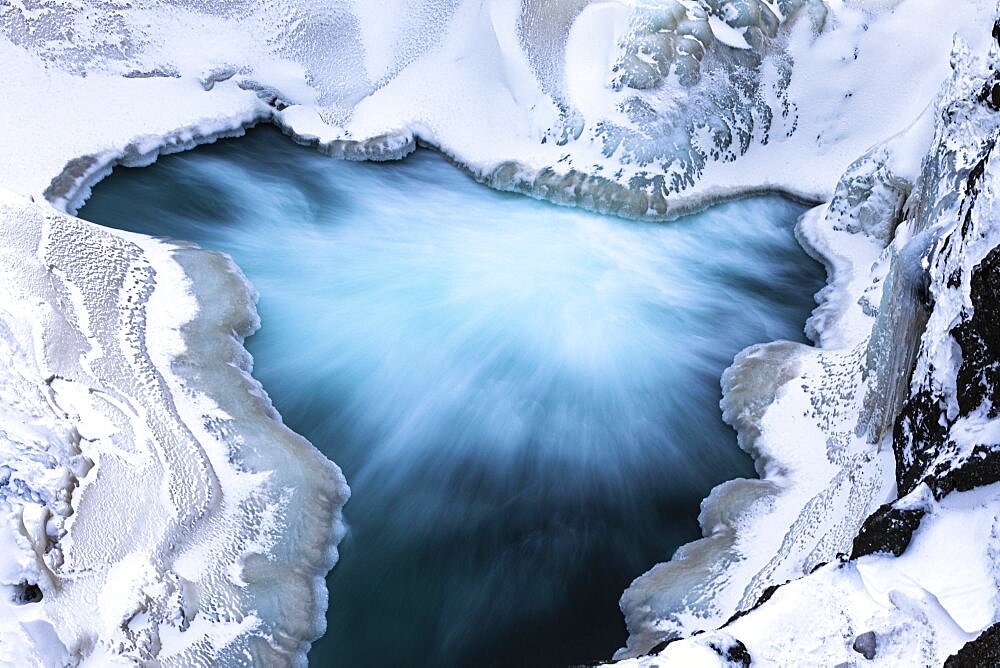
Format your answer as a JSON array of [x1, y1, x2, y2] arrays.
[[80, 126, 823, 667]]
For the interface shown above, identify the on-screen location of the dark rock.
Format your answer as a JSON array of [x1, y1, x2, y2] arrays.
[[722, 582, 784, 627], [892, 142, 1000, 499], [708, 637, 752, 667], [920, 245, 1000, 498], [931, 444, 1000, 497], [944, 622, 1000, 667], [852, 631, 878, 660], [953, 246, 1000, 418], [893, 387, 949, 497], [12, 581, 42, 604], [851, 504, 925, 558]]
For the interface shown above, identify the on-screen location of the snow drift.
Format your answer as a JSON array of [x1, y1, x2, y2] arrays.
[[1, 0, 998, 664]]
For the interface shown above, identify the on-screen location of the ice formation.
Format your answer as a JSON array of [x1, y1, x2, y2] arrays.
[[2, 0, 1000, 665], [0, 191, 348, 664], [619, 24, 1000, 664]]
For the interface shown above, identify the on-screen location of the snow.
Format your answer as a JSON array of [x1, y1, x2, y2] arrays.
[[620, 481, 1000, 666], [0, 0, 992, 213], [708, 16, 752, 50], [1, 0, 998, 664], [621, 14, 1000, 664], [0, 190, 348, 663]]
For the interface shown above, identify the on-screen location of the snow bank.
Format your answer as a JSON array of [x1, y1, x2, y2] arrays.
[[1, 0, 997, 664], [0, 191, 347, 664], [618, 13, 1000, 664], [1, 1, 992, 215]]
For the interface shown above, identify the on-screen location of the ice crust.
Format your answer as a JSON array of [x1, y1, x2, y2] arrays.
[[1, 0, 998, 665], [0, 191, 348, 664], [1, 0, 991, 211], [618, 12, 1000, 666]]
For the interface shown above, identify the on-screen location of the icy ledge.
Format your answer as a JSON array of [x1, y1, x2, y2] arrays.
[[616, 16, 1000, 666], [1, 0, 998, 665], [0, 190, 348, 664]]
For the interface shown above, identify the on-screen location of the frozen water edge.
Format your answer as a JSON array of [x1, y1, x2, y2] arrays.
[[29, 113, 878, 665], [3, 105, 839, 664], [621, 27, 1000, 663], [615, 202, 898, 657], [1, 0, 996, 664], [0, 186, 348, 664]]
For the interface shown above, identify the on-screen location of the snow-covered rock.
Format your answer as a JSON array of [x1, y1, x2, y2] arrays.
[[618, 12, 1000, 665], [0, 192, 347, 665], [2, 0, 1000, 665]]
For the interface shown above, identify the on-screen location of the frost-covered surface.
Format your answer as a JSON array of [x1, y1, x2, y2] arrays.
[[2, 0, 1000, 665], [616, 15, 1000, 666], [0, 1, 992, 215], [0, 191, 347, 665], [614, 111, 911, 659], [619, 482, 1000, 665]]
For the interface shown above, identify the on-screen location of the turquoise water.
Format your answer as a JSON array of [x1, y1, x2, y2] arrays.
[[80, 126, 823, 667]]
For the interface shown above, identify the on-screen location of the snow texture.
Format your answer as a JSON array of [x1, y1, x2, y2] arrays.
[[617, 10, 1000, 666], [1, 0, 999, 665], [0, 190, 348, 665]]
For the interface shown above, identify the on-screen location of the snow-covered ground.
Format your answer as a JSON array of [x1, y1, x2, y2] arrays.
[[619, 24, 1000, 663], [0, 190, 348, 664], [2, 0, 999, 664]]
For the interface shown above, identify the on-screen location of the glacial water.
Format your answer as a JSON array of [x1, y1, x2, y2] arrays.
[[79, 125, 824, 667]]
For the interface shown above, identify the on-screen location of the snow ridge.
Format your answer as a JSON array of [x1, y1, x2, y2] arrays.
[[1, 0, 998, 665], [0, 192, 347, 665], [619, 13, 1000, 666]]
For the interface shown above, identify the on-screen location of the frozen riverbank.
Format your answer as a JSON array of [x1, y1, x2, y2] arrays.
[[78, 126, 824, 665], [0, 189, 347, 663], [2, 0, 999, 665]]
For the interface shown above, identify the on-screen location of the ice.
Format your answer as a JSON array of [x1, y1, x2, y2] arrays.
[[2, 0, 991, 212], [622, 13, 1000, 663], [621, 482, 1000, 666], [1, 0, 999, 664], [77, 130, 829, 664], [0, 190, 347, 664]]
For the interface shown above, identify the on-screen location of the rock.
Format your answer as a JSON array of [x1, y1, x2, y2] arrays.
[[850, 505, 925, 558], [944, 623, 1000, 667], [12, 582, 42, 604], [852, 631, 877, 660]]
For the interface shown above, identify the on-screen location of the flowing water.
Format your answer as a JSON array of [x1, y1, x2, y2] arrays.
[[80, 125, 824, 667]]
